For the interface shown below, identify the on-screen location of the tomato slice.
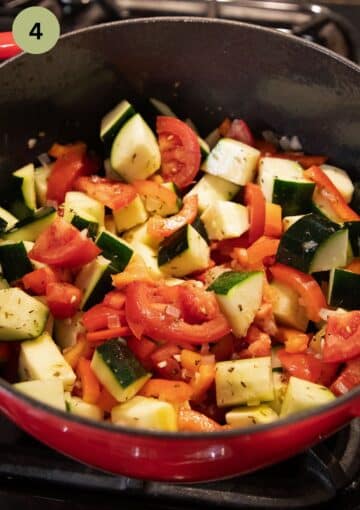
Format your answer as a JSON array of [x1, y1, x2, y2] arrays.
[[127, 336, 157, 370], [47, 150, 99, 205], [147, 195, 198, 239], [29, 218, 101, 268], [323, 311, 360, 363], [125, 281, 230, 345], [151, 344, 182, 380], [74, 176, 137, 210], [157, 116, 201, 189], [330, 357, 360, 396], [102, 290, 126, 310], [133, 179, 178, 210], [46, 282, 82, 319], [244, 183, 266, 245], [226, 119, 255, 146], [278, 350, 322, 383], [22, 267, 58, 295], [275, 153, 327, 168]]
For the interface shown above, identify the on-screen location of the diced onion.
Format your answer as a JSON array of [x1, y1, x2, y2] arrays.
[[318, 308, 347, 321], [165, 305, 181, 319]]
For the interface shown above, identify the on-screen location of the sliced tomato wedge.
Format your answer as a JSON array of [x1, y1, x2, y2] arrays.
[[48, 142, 86, 159], [157, 116, 201, 189], [125, 281, 230, 345], [304, 166, 359, 222], [226, 119, 255, 146], [46, 282, 82, 319], [147, 195, 198, 239], [47, 150, 99, 205], [244, 183, 266, 244], [22, 267, 58, 295], [278, 350, 322, 383], [127, 336, 157, 370], [330, 357, 360, 396], [323, 311, 360, 363], [29, 218, 101, 268], [270, 263, 326, 322], [74, 176, 136, 210], [102, 290, 126, 310]]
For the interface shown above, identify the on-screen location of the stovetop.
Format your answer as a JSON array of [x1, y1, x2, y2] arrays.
[[1, 414, 360, 509]]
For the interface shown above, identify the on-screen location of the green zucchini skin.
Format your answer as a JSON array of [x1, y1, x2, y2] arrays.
[[192, 216, 209, 244], [71, 215, 99, 239], [96, 340, 147, 388], [96, 231, 133, 273], [1, 207, 56, 242], [345, 221, 360, 257], [158, 225, 189, 266], [329, 268, 360, 310], [276, 213, 345, 273], [273, 179, 315, 217], [0, 242, 33, 282], [83, 268, 113, 311], [208, 271, 255, 295]]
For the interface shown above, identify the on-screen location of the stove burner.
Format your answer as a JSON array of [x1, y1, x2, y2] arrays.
[[0, 415, 359, 509], [0, 0, 359, 62]]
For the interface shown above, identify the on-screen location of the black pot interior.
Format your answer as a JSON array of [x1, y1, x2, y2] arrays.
[[0, 17, 359, 191]]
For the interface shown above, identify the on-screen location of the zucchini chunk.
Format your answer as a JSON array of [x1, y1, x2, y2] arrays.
[[10, 163, 37, 219], [269, 372, 288, 414], [113, 195, 148, 233], [0, 206, 18, 232], [63, 191, 105, 227], [0, 241, 33, 281], [345, 221, 360, 257], [269, 280, 309, 331], [202, 138, 260, 185], [186, 174, 240, 213], [75, 255, 113, 310], [100, 99, 136, 152], [0, 287, 48, 341], [65, 393, 103, 420], [328, 268, 360, 310], [225, 404, 278, 427], [71, 215, 99, 239], [276, 213, 348, 273], [34, 164, 52, 207], [111, 396, 177, 431], [215, 357, 274, 407], [282, 214, 305, 232], [201, 201, 249, 240], [1, 207, 56, 242], [258, 157, 314, 216], [13, 379, 65, 411], [208, 271, 263, 337], [158, 224, 210, 277], [110, 114, 161, 182], [280, 376, 335, 417], [95, 230, 133, 272], [91, 339, 151, 402], [19, 332, 76, 390]]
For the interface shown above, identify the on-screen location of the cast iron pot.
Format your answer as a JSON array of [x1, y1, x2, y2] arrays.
[[0, 18, 360, 482]]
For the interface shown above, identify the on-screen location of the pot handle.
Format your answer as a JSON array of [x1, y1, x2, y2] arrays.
[[0, 32, 22, 59]]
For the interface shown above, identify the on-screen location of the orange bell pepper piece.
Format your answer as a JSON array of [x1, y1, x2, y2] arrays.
[[77, 357, 101, 404], [264, 203, 282, 238], [139, 379, 193, 404], [276, 327, 309, 353], [178, 407, 223, 432]]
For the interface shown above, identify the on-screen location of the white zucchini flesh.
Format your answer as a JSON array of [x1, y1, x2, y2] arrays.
[[186, 174, 240, 213], [201, 200, 249, 240], [19, 332, 76, 390], [13, 379, 66, 411], [280, 376, 335, 417], [202, 138, 260, 185], [258, 157, 303, 202], [110, 114, 160, 182], [111, 396, 177, 432]]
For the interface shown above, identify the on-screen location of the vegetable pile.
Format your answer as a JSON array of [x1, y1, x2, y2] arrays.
[[1, 98, 360, 433]]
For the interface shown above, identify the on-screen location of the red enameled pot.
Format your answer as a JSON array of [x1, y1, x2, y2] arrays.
[[0, 17, 360, 482]]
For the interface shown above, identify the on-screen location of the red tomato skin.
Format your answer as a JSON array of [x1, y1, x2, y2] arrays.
[[244, 183, 265, 244], [29, 218, 101, 268], [46, 282, 82, 319], [330, 358, 360, 396], [46, 152, 97, 205], [82, 304, 124, 332], [22, 267, 57, 295], [278, 350, 322, 383], [226, 119, 255, 146], [74, 176, 136, 210], [323, 311, 360, 363], [156, 116, 201, 189]]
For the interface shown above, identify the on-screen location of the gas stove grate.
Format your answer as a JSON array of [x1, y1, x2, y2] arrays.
[[0, 415, 360, 509]]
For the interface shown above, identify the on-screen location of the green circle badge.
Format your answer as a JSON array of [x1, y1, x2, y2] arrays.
[[12, 7, 60, 55]]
